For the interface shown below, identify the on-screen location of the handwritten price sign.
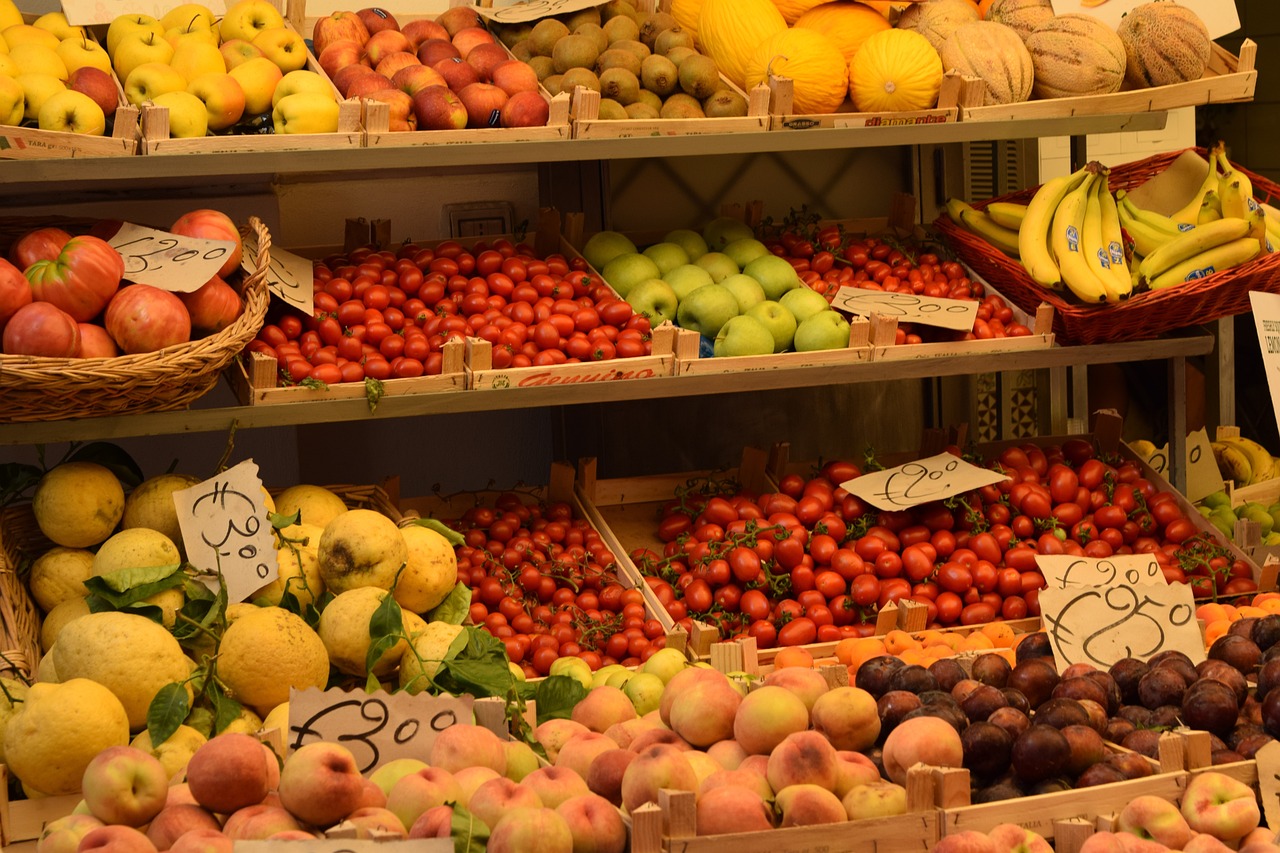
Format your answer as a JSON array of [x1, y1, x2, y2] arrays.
[[1036, 554, 1167, 589], [109, 222, 238, 293], [242, 232, 313, 315], [474, 0, 607, 23], [1184, 427, 1226, 503], [1257, 740, 1280, 833], [841, 453, 1009, 511], [287, 687, 473, 772], [173, 460, 277, 604], [1039, 582, 1204, 674], [831, 287, 979, 331]]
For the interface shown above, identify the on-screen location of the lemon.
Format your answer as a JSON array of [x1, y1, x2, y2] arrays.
[[274, 484, 348, 529], [398, 621, 464, 695], [93, 527, 181, 576], [218, 705, 265, 735], [130, 723, 206, 781], [143, 586, 185, 629], [36, 647, 57, 683], [252, 545, 324, 608], [33, 461, 125, 548], [52, 611, 193, 730], [217, 606, 329, 716], [276, 521, 324, 560], [395, 525, 457, 613], [121, 473, 200, 554], [0, 677, 28, 764], [261, 700, 289, 736], [28, 547, 95, 612], [40, 596, 91, 650], [4, 678, 130, 795], [317, 586, 407, 677], [317, 509, 406, 593]]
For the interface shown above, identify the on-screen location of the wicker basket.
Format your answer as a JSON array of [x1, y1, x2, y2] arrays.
[[0, 216, 272, 422], [933, 148, 1280, 345]]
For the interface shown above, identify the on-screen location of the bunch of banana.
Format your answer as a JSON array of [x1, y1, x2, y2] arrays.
[[1211, 434, 1279, 486], [944, 198, 1020, 257], [1133, 214, 1262, 290]]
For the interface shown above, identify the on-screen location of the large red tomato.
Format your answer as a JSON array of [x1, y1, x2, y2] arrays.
[[170, 209, 243, 279], [0, 257, 32, 331], [105, 284, 192, 353], [25, 236, 124, 322], [9, 227, 72, 270], [179, 275, 242, 334], [77, 323, 119, 358], [3, 302, 80, 356]]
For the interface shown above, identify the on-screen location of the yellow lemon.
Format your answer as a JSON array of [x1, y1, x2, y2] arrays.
[[398, 621, 465, 695], [4, 678, 130, 795], [33, 461, 125, 548], [217, 605, 329, 716], [317, 586, 407, 677], [29, 546, 95, 612], [395, 524, 457, 614]]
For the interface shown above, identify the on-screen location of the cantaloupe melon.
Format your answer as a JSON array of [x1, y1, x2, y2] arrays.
[[794, 2, 891, 63], [985, 0, 1053, 42], [1117, 2, 1212, 88], [940, 21, 1033, 105], [1025, 14, 1126, 99], [897, 0, 980, 52]]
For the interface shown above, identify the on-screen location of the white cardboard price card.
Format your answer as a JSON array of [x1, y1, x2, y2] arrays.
[[474, 0, 605, 23], [1036, 554, 1166, 589], [831, 287, 979, 332], [1252, 291, 1280, 436], [1038, 582, 1205, 675], [109, 222, 238, 292], [1047, 0, 1238, 39], [243, 232, 313, 316], [1138, 443, 1170, 475], [173, 459, 278, 604], [286, 687, 473, 773], [237, 840, 452, 853], [841, 453, 1009, 511], [1185, 427, 1226, 503], [1257, 740, 1280, 834]]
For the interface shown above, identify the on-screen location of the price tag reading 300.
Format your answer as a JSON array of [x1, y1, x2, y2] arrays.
[[109, 222, 238, 293], [841, 453, 1009, 511], [831, 287, 980, 331]]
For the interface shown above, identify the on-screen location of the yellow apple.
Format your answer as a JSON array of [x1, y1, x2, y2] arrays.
[[10, 44, 67, 80], [57, 36, 112, 75], [0, 32, 8, 54], [0, 0, 20, 33], [124, 61, 186, 106], [219, 0, 284, 46], [112, 31, 173, 82], [271, 68, 333, 108], [251, 26, 307, 73], [187, 71, 244, 129], [38, 87, 104, 134], [227, 55, 280, 114], [218, 38, 263, 70], [159, 3, 216, 34], [106, 14, 163, 57], [0, 54, 15, 76], [15, 72, 65, 121], [3, 25, 60, 51], [164, 23, 218, 51], [170, 39, 224, 81], [32, 12, 85, 42], [0, 73, 23, 124], [272, 90, 338, 134], [151, 89, 207, 137]]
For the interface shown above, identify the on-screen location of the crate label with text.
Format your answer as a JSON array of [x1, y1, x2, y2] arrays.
[[1252, 291, 1280, 432], [109, 222, 238, 292], [237, 840, 452, 853], [173, 459, 277, 604], [243, 233, 313, 315], [62, 0, 227, 26], [1258, 740, 1280, 833], [841, 453, 1008, 511], [1035, 554, 1167, 589], [474, 0, 603, 22], [832, 287, 978, 331], [287, 687, 473, 774], [1185, 427, 1226, 503], [1039, 582, 1204, 674]]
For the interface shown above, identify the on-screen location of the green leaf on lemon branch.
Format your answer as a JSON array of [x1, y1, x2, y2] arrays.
[[426, 582, 471, 625], [410, 517, 465, 547], [90, 563, 185, 595], [66, 442, 144, 490], [147, 682, 190, 748], [208, 680, 243, 735], [529, 675, 587, 726], [269, 509, 301, 530]]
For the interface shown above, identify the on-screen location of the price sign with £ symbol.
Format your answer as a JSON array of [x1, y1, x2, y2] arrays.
[[842, 452, 1009, 511]]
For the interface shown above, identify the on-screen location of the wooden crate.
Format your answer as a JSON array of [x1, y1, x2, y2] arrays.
[[766, 71, 976, 132], [866, 293, 1056, 362], [671, 319, 874, 375], [1158, 728, 1259, 790], [465, 322, 676, 390], [363, 91, 572, 146], [0, 766, 76, 852], [570, 83, 771, 140], [958, 40, 1256, 123]]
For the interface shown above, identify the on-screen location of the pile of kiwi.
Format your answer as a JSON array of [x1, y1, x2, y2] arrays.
[[493, 0, 749, 120]]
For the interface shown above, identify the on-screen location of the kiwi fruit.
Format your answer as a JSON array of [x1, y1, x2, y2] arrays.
[[638, 12, 677, 48], [510, 40, 535, 62], [493, 22, 532, 48], [528, 55, 556, 81], [552, 33, 600, 73], [636, 89, 662, 112], [678, 53, 719, 99], [611, 39, 651, 63], [561, 7, 601, 30], [600, 0, 638, 22], [597, 97, 629, 120], [542, 74, 564, 96], [559, 67, 601, 94], [664, 45, 696, 68], [575, 23, 609, 54], [640, 54, 678, 98], [595, 48, 643, 78], [660, 93, 705, 118], [625, 102, 661, 119], [528, 18, 571, 57], [703, 89, 749, 117], [654, 26, 694, 56], [599, 67, 641, 106], [602, 14, 640, 45]]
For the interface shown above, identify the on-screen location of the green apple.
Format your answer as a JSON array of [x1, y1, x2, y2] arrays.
[[152, 90, 208, 137], [722, 237, 769, 270], [702, 216, 754, 251], [272, 91, 340, 133], [663, 228, 708, 261], [549, 656, 592, 689], [187, 72, 246, 130], [106, 14, 164, 59], [32, 12, 85, 41], [641, 241, 689, 276], [626, 278, 678, 327], [252, 26, 308, 73], [160, 4, 217, 34], [662, 263, 714, 301], [694, 251, 737, 283], [170, 39, 225, 82], [228, 55, 283, 114], [719, 273, 766, 313], [10, 44, 67, 79], [745, 300, 797, 353], [0, 74, 24, 125], [582, 230, 636, 270], [16, 72, 67, 121], [744, 253, 801, 301], [794, 309, 850, 352], [124, 61, 186, 107], [219, 0, 285, 46], [112, 31, 174, 83], [272, 69, 334, 108], [605, 669, 634, 690], [37, 87, 104, 134], [56, 36, 111, 76], [592, 664, 626, 689], [623, 672, 664, 716], [779, 285, 833, 325], [509, 661, 525, 681], [640, 647, 688, 684], [676, 283, 738, 339], [713, 314, 775, 358], [601, 252, 660, 298]]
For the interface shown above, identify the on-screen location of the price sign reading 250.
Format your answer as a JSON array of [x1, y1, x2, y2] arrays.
[[108, 222, 237, 293], [831, 286, 980, 331]]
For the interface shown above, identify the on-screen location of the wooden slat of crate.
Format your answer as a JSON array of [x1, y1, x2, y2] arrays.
[[569, 82, 771, 140], [363, 92, 572, 147], [672, 319, 874, 375], [0, 765, 78, 850], [766, 70, 976, 132], [661, 811, 940, 853], [960, 40, 1256, 122], [465, 323, 676, 390]]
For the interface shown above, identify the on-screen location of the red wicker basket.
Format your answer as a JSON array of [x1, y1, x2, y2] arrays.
[[934, 148, 1280, 345]]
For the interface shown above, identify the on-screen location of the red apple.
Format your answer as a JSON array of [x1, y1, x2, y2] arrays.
[[312, 11, 370, 56], [391, 64, 446, 97], [77, 323, 119, 357], [374, 51, 419, 79], [500, 89, 549, 128], [400, 19, 448, 51], [331, 64, 383, 97], [431, 57, 479, 92], [457, 82, 507, 128], [364, 29, 411, 67], [344, 71, 394, 100], [465, 42, 508, 82], [318, 39, 369, 79], [489, 59, 538, 96], [355, 7, 399, 36], [417, 39, 460, 67], [450, 26, 494, 59], [435, 6, 480, 38], [411, 85, 467, 130], [365, 87, 416, 131], [67, 67, 119, 119]]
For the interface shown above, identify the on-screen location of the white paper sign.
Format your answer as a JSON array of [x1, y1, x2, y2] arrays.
[[174, 459, 278, 604], [1139, 443, 1171, 475], [831, 287, 979, 332], [243, 233, 313, 315], [1048, 0, 1239, 39], [1038, 582, 1205, 674], [287, 687, 474, 774], [1252, 291, 1280, 435], [474, 0, 606, 23], [1036, 554, 1167, 589], [109, 222, 238, 292], [841, 453, 1009, 510], [1185, 427, 1226, 503], [61, 0, 227, 26]]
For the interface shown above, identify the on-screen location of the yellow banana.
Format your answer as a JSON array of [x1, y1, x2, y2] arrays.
[[1218, 148, 1255, 221], [1212, 440, 1254, 486], [1118, 193, 1189, 238], [959, 208, 1020, 257], [1096, 180, 1132, 300], [1199, 191, 1222, 224], [1019, 165, 1090, 290], [1136, 216, 1252, 285], [945, 197, 976, 225], [1249, 207, 1272, 255], [1052, 170, 1111, 303], [1148, 237, 1261, 290], [1171, 142, 1226, 226], [1118, 201, 1177, 258], [1082, 176, 1118, 299], [986, 202, 1028, 231], [1221, 436, 1277, 484]]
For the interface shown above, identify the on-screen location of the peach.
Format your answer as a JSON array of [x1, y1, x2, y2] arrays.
[[504, 740, 541, 783], [534, 718, 589, 763], [453, 766, 500, 806], [766, 730, 839, 792], [385, 767, 463, 832], [571, 685, 637, 733], [407, 804, 453, 839], [1180, 770, 1261, 842], [355, 778, 386, 810], [881, 716, 964, 785], [278, 741, 365, 828], [668, 677, 741, 747], [1118, 795, 1194, 850], [556, 794, 627, 853], [706, 739, 748, 770], [76, 825, 159, 853], [221, 805, 301, 841], [82, 746, 171, 828], [144, 806, 221, 851], [265, 831, 316, 841], [696, 785, 773, 836], [487, 807, 572, 853], [369, 758, 428, 798], [37, 814, 104, 853], [684, 750, 721, 786], [167, 830, 231, 853], [627, 728, 691, 754], [775, 784, 847, 827], [555, 731, 616, 779], [732, 686, 810, 755], [620, 744, 698, 813], [810, 686, 881, 752], [740, 754, 770, 778], [520, 766, 590, 809], [842, 781, 907, 821], [602, 718, 658, 749], [185, 734, 273, 814], [430, 724, 507, 775], [699, 768, 773, 802], [586, 748, 636, 806], [163, 785, 197, 808], [834, 751, 883, 797], [468, 776, 542, 832], [658, 666, 724, 726], [933, 830, 1001, 853], [988, 824, 1053, 853], [763, 667, 831, 711], [341, 806, 407, 838]]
